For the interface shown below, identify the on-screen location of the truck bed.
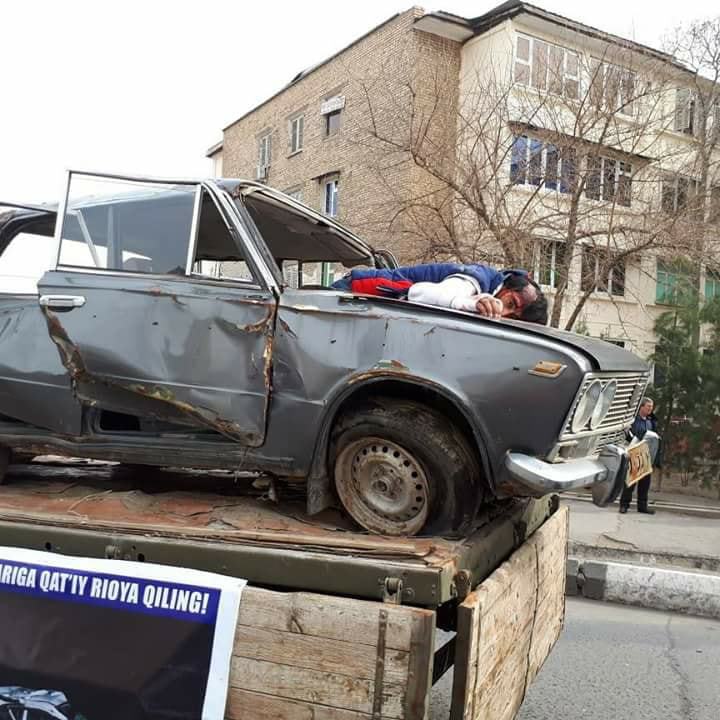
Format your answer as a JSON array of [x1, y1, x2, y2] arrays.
[[0, 458, 558, 607]]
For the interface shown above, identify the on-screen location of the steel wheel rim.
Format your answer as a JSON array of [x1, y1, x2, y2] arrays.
[[335, 437, 429, 535]]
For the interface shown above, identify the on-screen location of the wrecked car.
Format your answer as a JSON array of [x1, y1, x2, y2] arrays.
[[0, 171, 651, 536], [0, 687, 81, 720]]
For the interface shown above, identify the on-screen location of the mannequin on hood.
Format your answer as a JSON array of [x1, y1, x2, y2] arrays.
[[332, 262, 548, 325]]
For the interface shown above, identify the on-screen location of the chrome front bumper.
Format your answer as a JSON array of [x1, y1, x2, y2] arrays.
[[502, 443, 629, 507]]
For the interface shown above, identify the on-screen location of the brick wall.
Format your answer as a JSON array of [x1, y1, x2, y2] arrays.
[[221, 8, 461, 262]]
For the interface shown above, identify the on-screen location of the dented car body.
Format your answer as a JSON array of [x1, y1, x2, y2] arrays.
[[0, 171, 649, 536]]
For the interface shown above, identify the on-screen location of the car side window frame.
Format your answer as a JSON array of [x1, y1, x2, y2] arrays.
[[190, 182, 278, 293], [50, 172, 279, 295], [53, 171, 200, 281]]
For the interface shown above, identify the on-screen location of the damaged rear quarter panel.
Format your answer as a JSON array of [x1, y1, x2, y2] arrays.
[[0, 295, 82, 434]]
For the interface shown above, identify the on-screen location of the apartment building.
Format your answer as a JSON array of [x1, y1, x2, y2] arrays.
[[208, 1, 720, 357]]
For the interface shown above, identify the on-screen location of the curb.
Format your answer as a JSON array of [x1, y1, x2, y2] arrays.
[[566, 557, 720, 619], [562, 492, 720, 519], [568, 541, 720, 574]]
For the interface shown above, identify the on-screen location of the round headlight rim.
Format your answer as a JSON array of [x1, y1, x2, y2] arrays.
[[589, 379, 617, 430], [571, 379, 603, 433]]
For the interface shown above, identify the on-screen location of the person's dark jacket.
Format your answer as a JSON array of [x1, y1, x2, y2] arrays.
[[632, 413, 663, 468], [631, 415, 652, 440]]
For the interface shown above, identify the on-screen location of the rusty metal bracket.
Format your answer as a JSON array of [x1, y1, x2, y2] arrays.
[[372, 609, 388, 719], [453, 569, 472, 601], [382, 576, 403, 604]]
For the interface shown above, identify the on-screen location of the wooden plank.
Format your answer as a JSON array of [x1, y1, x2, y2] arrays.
[[229, 657, 406, 718], [226, 688, 370, 720], [238, 586, 426, 650], [403, 601, 436, 720], [228, 587, 435, 720], [450, 506, 569, 720], [525, 507, 568, 686], [233, 625, 410, 683], [456, 542, 537, 719]]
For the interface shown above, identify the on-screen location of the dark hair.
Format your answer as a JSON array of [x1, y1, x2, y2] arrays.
[[502, 274, 548, 325]]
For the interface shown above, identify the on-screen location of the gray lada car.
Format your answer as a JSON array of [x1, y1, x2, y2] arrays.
[[0, 171, 651, 536]]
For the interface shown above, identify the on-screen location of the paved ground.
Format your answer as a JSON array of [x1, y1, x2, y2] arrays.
[[563, 498, 720, 560], [430, 598, 720, 720]]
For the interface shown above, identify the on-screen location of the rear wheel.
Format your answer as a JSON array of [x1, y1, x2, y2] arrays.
[[330, 399, 484, 536]]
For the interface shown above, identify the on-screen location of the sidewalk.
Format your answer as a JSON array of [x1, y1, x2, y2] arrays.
[[563, 498, 720, 618], [564, 498, 720, 569]]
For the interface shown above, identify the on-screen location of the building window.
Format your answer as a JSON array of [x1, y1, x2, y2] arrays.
[[661, 174, 701, 217], [711, 186, 720, 224], [705, 269, 720, 300], [290, 115, 304, 154], [586, 156, 632, 206], [257, 133, 272, 178], [285, 187, 303, 202], [510, 135, 576, 193], [534, 240, 565, 288], [514, 34, 579, 99], [321, 95, 345, 137], [581, 247, 625, 296], [326, 110, 342, 136], [590, 61, 636, 116], [324, 179, 339, 217], [656, 259, 693, 305], [674, 88, 696, 135]]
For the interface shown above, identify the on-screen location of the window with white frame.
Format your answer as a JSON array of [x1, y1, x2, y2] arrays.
[[510, 135, 577, 193], [533, 240, 566, 288], [585, 155, 633, 206], [324, 178, 339, 217], [590, 61, 637, 116], [581, 246, 626, 296], [514, 34, 579, 99], [290, 115, 304, 153], [285, 187, 303, 202], [258, 133, 272, 174]]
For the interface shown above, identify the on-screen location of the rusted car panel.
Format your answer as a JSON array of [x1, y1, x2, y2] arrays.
[[38, 271, 276, 445], [0, 294, 81, 435], [0, 171, 650, 536]]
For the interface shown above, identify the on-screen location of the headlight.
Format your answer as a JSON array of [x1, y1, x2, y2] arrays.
[[590, 380, 617, 429], [571, 379, 602, 433]]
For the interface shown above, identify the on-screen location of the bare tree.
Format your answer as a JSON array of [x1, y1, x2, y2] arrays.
[[355, 30, 720, 330]]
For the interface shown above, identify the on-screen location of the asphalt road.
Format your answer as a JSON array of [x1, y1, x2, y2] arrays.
[[430, 598, 720, 720]]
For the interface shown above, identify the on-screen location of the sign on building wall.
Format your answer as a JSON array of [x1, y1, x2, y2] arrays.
[[320, 95, 345, 115]]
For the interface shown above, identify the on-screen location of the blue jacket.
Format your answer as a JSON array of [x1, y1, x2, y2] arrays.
[[333, 263, 526, 294]]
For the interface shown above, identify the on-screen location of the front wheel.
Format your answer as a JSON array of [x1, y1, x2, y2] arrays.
[[330, 399, 484, 536]]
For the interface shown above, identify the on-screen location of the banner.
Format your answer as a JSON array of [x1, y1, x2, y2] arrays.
[[0, 545, 245, 720]]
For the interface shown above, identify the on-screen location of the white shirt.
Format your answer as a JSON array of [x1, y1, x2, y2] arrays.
[[407, 275, 485, 312]]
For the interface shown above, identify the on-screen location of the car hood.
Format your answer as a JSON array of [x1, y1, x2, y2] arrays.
[[498, 318, 648, 372], [352, 295, 649, 372]]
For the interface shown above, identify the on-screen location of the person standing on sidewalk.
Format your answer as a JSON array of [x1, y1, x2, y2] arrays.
[[619, 398, 656, 515]]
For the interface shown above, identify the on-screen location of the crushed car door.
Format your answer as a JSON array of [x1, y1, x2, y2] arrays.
[[37, 172, 277, 446]]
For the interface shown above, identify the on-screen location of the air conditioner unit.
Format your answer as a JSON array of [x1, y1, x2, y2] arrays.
[[256, 164, 269, 181]]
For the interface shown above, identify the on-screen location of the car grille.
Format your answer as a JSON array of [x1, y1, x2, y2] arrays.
[[561, 372, 649, 440]]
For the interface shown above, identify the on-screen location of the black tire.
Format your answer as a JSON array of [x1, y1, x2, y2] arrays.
[[330, 399, 484, 536], [0, 447, 9, 485]]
